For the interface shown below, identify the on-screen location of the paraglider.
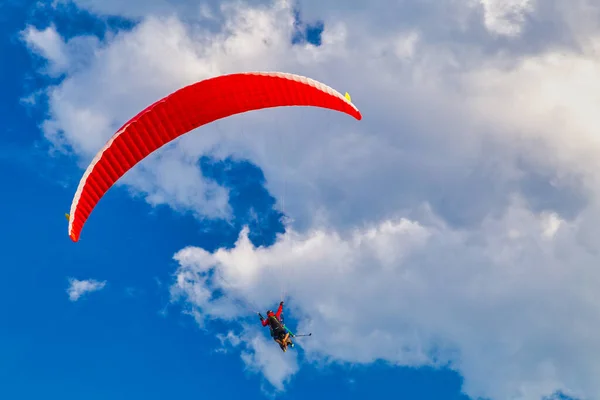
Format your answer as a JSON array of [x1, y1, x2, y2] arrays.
[[258, 301, 311, 352], [66, 71, 362, 242], [259, 301, 293, 352], [66, 71, 360, 352]]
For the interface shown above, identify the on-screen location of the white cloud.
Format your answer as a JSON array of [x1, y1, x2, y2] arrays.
[[21, 24, 69, 75], [217, 330, 243, 348], [67, 277, 107, 301], [23, 0, 600, 398], [21, 23, 102, 79], [213, 327, 299, 389], [25, 0, 600, 232], [239, 328, 299, 392], [479, 0, 536, 36], [171, 201, 600, 399]]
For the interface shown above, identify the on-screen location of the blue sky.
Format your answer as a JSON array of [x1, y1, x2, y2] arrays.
[[0, 2, 474, 399], [2, 1, 598, 399]]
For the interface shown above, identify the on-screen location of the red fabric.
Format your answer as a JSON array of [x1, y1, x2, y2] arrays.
[[68, 72, 362, 242], [274, 303, 283, 319], [262, 303, 283, 327]]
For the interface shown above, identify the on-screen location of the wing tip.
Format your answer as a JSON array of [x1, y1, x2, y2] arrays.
[[66, 213, 79, 242], [342, 91, 361, 120]]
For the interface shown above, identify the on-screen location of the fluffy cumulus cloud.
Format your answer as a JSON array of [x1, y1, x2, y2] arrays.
[[239, 331, 299, 392], [67, 277, 107, 301], [170, 204, 600, 399], [22, 0, 600, 398], [21, 24, 70, 75]]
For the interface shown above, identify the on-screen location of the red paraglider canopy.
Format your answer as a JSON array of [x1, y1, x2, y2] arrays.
[[67, 71, 362, 242]]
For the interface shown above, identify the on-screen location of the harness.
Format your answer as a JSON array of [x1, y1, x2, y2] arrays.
[[268, 315, 283, 330]]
